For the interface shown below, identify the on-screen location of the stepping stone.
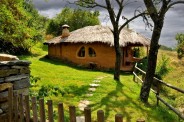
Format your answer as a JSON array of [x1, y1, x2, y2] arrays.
[[88, 88, 96, 92], [76, 116, 85, 122], [78, 100, 90, 111], [89, 83, 100, 87], [86, 93, 93, 97], [93, 80, 101, 83]]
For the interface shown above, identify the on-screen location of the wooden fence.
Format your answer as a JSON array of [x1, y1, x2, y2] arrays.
[[0, 87, 146, 122], [133, 63, 184, 120]]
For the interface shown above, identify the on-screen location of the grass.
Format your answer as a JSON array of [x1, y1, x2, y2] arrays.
[[18, 44, 182, 122]]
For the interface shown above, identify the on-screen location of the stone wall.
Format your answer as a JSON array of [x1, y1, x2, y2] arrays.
[[0, 54, 31, 114]]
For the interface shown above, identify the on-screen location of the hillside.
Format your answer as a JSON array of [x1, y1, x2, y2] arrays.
[[18, 44, 183, 122]]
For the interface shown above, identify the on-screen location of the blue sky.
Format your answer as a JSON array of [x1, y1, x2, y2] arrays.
[[32, 0, 184, 48]]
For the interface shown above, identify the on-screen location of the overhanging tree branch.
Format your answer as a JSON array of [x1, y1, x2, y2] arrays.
[[119, 11, 148, 32]]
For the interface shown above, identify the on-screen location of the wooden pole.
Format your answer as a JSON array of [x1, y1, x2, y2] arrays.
[[13, 92, 18, 122], [32, 97, 38, 122], [8, 87, 13, 122], [115, 114, 123, 122], [69, 106, 76, 122], [97, 110, 104, 122], [47, 100, 54, 122], [25, 95, 30, 122], [84, 107, 91, 122], [58, 103, 65, 122], [19, 94, 24, 122], [39, 98, 46, 122]]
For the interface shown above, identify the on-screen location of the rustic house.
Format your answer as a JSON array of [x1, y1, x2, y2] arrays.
[[44, 25, 150, 71]]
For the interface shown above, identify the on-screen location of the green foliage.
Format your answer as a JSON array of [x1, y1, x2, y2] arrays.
[[0, 0, 47, 54], [46, 7, 100, 36], [160, 45, 173, 51], [155, 55, 171, 79], [176, 33, 184, 59], [137, 55, 170, 79]]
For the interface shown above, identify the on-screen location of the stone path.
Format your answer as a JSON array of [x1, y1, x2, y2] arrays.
[[76, 75, 108, 122]]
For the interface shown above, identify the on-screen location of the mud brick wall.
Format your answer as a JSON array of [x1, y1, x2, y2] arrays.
[[0, 55, 31, 114]]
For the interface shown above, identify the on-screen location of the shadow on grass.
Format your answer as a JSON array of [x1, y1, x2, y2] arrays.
[[88, 81, 177, 122], [38, 55, 132, 76]]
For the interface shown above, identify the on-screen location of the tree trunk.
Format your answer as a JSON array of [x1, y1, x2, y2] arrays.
[[113, 30, 121, 81], [140, 21, 163, 102]]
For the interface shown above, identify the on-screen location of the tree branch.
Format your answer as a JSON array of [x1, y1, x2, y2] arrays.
[[119, 11, 148, 32], [105, 0, 116, 26], [143, 0, 158, 23], [69, 0, 107, 9], [167, 1, 184, 10], [115, 0, 124, 23]]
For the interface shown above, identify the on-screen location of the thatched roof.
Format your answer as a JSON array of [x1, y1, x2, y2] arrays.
[[44, 25, 150, 47]]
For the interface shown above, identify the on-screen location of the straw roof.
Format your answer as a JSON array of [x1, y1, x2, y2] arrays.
[[44, 25, 150, 47]]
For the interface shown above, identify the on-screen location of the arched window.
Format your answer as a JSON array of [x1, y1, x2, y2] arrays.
[[78, 46, 85, 57], [88, 47, 96, 57]]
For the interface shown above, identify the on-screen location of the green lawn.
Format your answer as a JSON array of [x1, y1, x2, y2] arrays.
[[19, 45, 181, 122]]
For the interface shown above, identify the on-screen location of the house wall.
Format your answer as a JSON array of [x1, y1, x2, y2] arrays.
[[61, 42, 116, 69], [48, 42, 116, 69], [48, 44, 61, 58]]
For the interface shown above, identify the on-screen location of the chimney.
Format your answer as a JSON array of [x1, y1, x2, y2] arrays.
[[61, 24, 70, 38]]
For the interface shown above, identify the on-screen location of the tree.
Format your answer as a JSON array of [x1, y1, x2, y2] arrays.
[[0, 0, 47, 54], [46, 7, 100, 36], [70, 0, 147, 81], [140, 0, 184, 102], [176, 33, 184, 59]]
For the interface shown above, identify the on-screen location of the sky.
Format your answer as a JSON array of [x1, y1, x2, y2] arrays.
[[32, 0, 184, 48]]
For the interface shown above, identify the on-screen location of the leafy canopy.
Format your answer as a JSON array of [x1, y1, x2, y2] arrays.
[[46, 7, 100, 36], [0, 0, 47, 54], [176, 33, 184, 59]]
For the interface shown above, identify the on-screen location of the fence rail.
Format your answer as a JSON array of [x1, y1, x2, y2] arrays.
[[133, 63, 184, 120], [0, 87, 145, 122]]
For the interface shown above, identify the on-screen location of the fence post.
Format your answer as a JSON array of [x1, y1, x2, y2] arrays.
[[84, 107, 91, 122], [47, 100, 54, 122], [39, 98, 46, 122], [58, 103, 65, 122], [8, 87, 13, 122], [32, 97, 38, 122], [115, 114, 123, 122], [13, 92, 18, 122], [97, 110, 104, 122], [25, 95, 30, 122], [69, 106, 76, 122], [156, 82, 160, 106], [19, 94, 24, 122]]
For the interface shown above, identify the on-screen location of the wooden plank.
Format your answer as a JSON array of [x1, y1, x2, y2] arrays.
[[154, 77, 184, 94], [39, 98, 46, 122], [32, 97, 38, 122], [97, 110, 104, 122], [19, 94, 24, 122], [47, 100, 54, 122], [115, 114, 123, 122], [156, 95, 184, 120], [69, 106, 76, 122], [58, 103, 65, 122], [8, 87, 13, 122], [25, 95, 30, 122], [84, 107, 91, 122], [13, 92, 18, 122]]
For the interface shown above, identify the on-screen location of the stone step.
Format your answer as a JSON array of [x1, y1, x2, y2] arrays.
[[86, 93, 93, 97], [92, 80, 101, 83], [76, 116, 85, 122], [78, 100, 90, 111], [89, 83, 100, 87], [88, 88, 96, 92]]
